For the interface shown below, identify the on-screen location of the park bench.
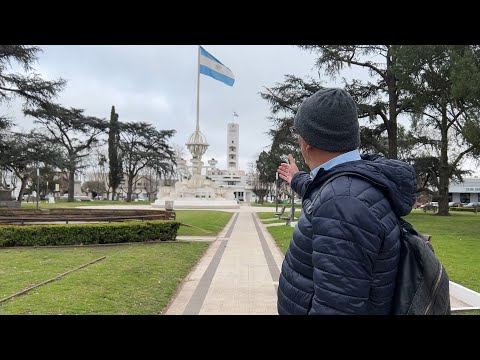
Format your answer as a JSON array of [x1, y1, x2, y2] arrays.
[[275, 205, 287, 218], [0, 208, 176, 225]]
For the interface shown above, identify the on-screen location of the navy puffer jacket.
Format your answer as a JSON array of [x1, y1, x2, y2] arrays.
[[277, 154, 416, 315]]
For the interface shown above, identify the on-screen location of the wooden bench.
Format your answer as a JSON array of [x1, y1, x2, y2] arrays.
[[0, 208, 176, 225], [275, 205, 287, 218]]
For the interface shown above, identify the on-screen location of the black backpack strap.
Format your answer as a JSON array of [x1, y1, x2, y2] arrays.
[[398, 217, 432, 243]]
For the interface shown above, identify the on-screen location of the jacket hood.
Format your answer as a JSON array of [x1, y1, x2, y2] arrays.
[[321, 153, 417, 217]]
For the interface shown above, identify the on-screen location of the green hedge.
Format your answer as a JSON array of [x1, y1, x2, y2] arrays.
[[0, 220, 181, 247], [450, 207, 478, 213]]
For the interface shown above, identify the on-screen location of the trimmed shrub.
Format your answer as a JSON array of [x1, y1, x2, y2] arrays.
[[450, 207, 478, 213], [0, 221, 181, 247]]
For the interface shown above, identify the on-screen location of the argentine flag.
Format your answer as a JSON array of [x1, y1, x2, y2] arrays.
[[199, 46, 235, 86]]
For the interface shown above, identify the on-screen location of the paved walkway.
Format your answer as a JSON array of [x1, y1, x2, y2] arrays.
[[164, 209, 284, 315]]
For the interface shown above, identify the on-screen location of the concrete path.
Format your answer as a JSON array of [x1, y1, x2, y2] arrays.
[[164, 209, 284, 315]]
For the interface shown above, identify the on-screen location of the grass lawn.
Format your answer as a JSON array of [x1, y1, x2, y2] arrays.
[[250, 202, 282, 208], [267, 211, 480, 293], [454, 310, 480, 315], [405, 211, 480, 293], [258, 212, 298, 224], [267, 226, 294, 254], [258, 212, 279, 220], [21, 200, 151, 208], [0, 242, 209, 314], [175, 210, 233, 236], [250, 201, 301, 208]]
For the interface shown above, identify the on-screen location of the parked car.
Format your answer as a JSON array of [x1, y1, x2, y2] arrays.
[[420, 202, 438, 210], [448, 201, 461, 207], [464, 202, 480, 208], [59, 194, 92, 201]]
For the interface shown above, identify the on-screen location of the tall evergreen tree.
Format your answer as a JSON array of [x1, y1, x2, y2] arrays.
[[25, 103, 108, 202], [0, 45, 65, 130], [0, 45, 66, 169], [394, 45, 480, 215], [260, 74, 413, 167], [0, 131, 65, 202], [118, 122, 175, 202], [108, 106, 122, 200], [299, 45, 410, 160]]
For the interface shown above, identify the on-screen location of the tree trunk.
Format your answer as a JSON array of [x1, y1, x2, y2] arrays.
[[387, 87, 398, 158], [16, 174, 29, 203], [386, 51, 398, 160], [68, 167, 75, 202], [437, 112, 450, 216], [387, 117, 398, 160], [126, 176, 133, 202]]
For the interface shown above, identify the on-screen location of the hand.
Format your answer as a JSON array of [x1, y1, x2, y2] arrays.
[[277, 154, 299, 185]]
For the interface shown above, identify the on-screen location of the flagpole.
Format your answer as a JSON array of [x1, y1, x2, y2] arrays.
[[196, 45, 201, 132]]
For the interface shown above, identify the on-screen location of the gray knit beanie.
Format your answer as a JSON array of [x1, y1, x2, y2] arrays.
[[293, 88, 360, 152]]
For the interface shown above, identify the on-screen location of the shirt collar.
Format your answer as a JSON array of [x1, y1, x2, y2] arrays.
[[310, 149, 361, 179]]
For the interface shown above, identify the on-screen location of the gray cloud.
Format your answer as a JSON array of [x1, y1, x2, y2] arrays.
[[4, 45, 478, 176], [8, 45, 323, 171]]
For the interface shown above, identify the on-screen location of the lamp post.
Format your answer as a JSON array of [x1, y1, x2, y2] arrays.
[[275, 171, 279, 213], [36, 166, 40, 211], [119, 179, 125, 201], [290, 187, 295, 224]]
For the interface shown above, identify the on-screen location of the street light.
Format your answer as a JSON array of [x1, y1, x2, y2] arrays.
[[290, 187, 295, 224], [36, 166, 40, 211], [275, 171, 279, 213], [119, 179, 125, 201]]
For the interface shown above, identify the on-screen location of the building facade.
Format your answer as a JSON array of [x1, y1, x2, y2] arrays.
[[449, 177, 480, 203], [207, 166, 253, 202]]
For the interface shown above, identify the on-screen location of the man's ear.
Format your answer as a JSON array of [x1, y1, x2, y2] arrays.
[[305, 143, 315, 152]]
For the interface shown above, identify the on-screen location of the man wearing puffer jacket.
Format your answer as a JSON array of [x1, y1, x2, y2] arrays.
[[276, 88, 416, 315]]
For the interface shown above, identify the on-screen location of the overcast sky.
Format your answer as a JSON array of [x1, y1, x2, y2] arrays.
[[7, 45, 321, 171], [4, 45, 478, 176]]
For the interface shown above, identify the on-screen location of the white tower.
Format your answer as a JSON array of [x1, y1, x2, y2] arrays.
[[227, 122, 239, 170]]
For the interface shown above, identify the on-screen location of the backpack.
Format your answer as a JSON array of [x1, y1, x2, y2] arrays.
[[304, 171, 451, 315], [391, 218, 450, 315]]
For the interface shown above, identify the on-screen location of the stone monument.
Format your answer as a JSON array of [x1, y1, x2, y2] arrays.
[[153, 128, 238, 209], [0, 189, 20, 208]]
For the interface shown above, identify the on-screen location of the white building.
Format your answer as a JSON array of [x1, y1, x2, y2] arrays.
[[449, 177, 480, 203], [206, 121, 253, 202]]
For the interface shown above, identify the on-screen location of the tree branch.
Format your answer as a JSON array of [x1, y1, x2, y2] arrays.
[[451, 145, 475, 173], [416, 187, 436, 195]]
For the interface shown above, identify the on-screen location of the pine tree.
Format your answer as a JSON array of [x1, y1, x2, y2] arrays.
[[108, 106, 122, 200]]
